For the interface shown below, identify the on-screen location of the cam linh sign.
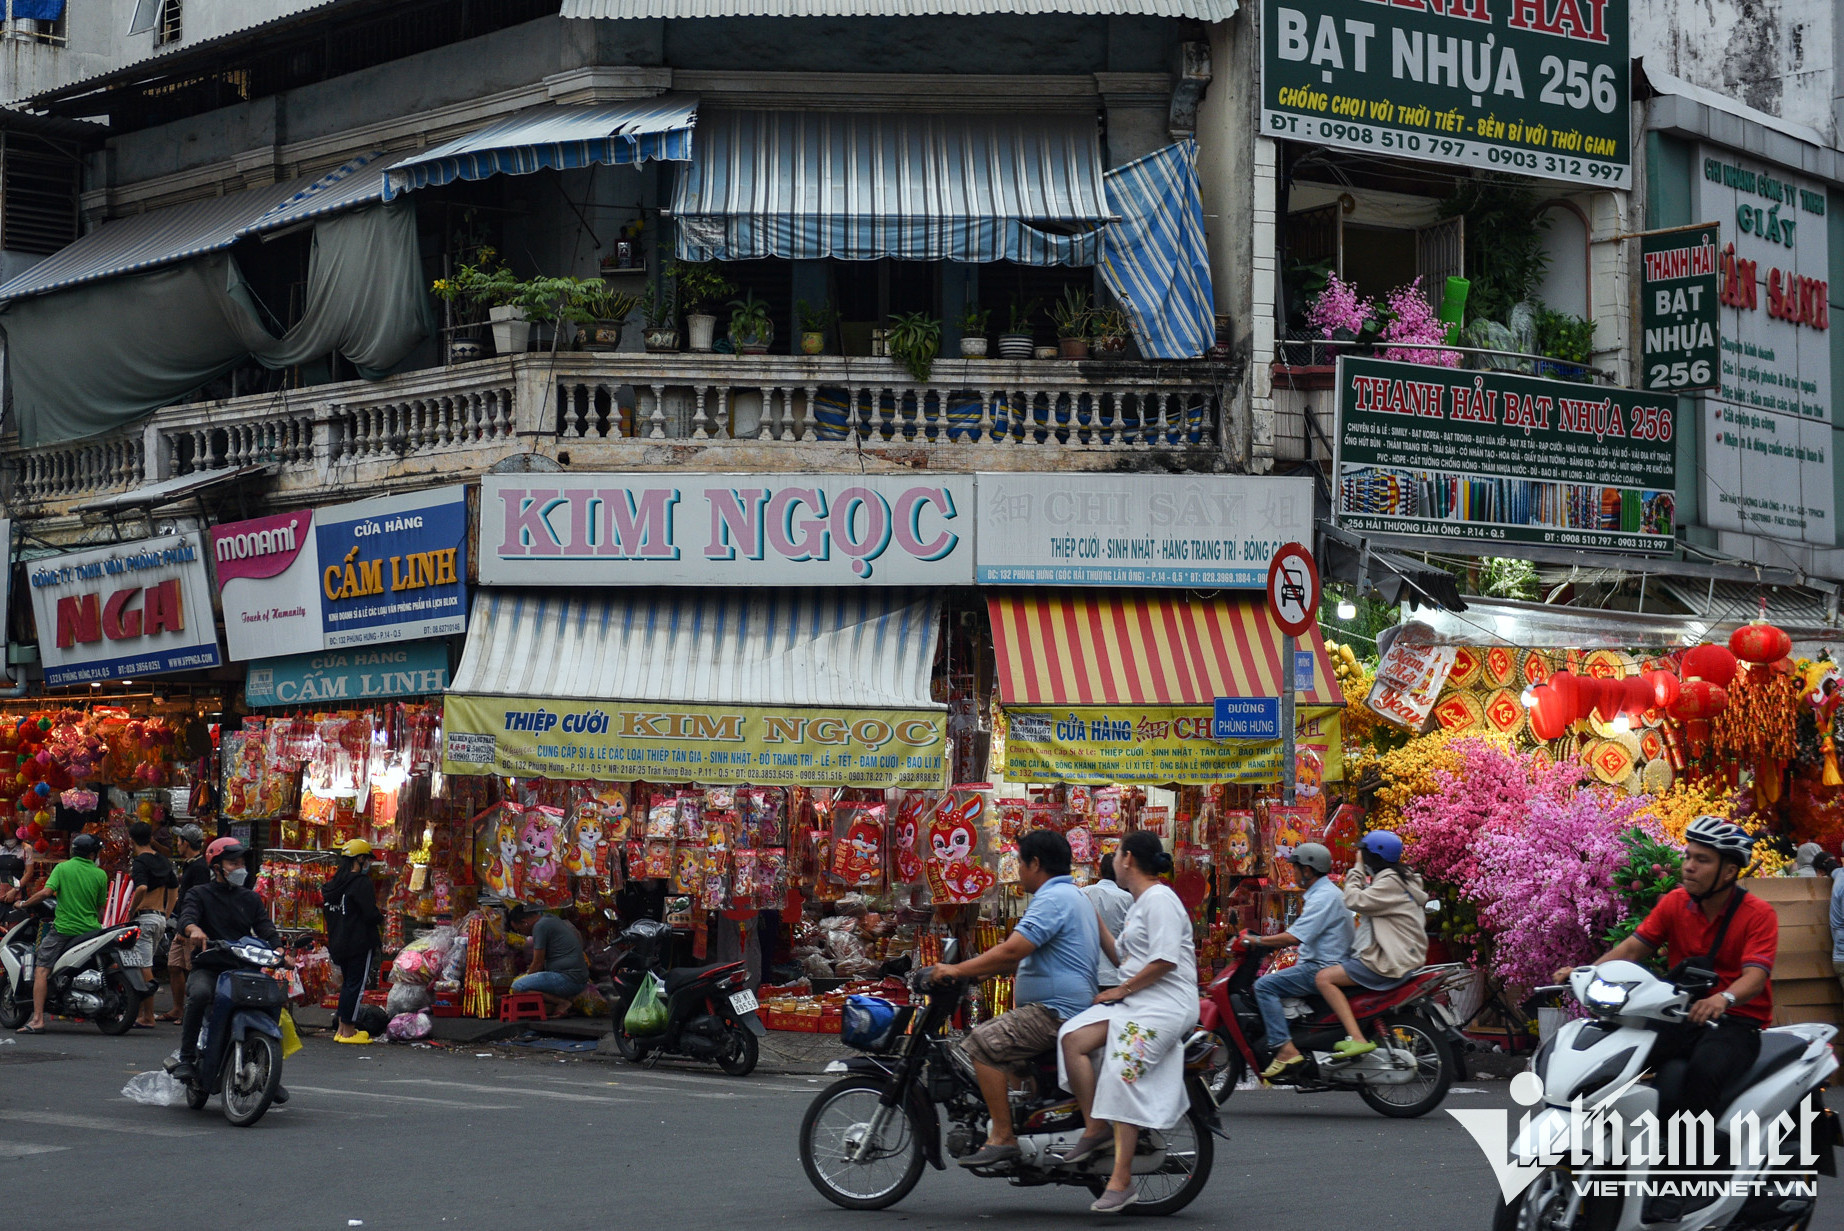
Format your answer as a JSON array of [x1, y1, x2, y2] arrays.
[[1335, 356, 1676, 552], [1262, 0, 1628, 188]]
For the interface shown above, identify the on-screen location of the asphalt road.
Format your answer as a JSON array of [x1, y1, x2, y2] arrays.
[[1, 1023, 1840, 1231]]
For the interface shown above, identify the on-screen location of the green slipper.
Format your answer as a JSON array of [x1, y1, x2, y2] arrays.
[[1333, 1038, 1377, 1057]]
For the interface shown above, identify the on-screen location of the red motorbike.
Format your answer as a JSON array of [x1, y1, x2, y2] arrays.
[[1197, 938, 1471, 1118]]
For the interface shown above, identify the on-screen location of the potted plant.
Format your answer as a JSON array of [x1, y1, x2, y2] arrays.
[[957, 305, 991, 357], [640, 286, 680, 352], [885, 312, 941, 384], [432, 249, 526, 357], [997, 296, 1039, 360], [670, 261, 734, 352], [1050, 287, 1093, 359], [1534, 308, 1596, 380], [568, 282, 643, 352], [728, 292, 775, 355], [1091, 306, 1130, 358], [797, 300, 840, 355]]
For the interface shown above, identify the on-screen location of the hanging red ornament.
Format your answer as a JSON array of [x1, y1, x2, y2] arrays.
[[1729, 621, 1792, 665], [1649, 670, 1681, 710], [1670, 678, 1729, 720], [1528, 684, 1570, 741], [1548, 671, 1581, 723], [1622, 675, 1654, 717], [1681, 643, 1739, 688]]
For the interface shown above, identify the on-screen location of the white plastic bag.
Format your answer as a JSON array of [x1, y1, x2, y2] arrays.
[[122, 1071, 186, 1107]]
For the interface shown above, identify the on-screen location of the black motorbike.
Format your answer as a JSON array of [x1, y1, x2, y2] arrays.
[[798, 941, 1221, 1215], [163, 938, 289, 1127], [606, 918, 766, 1076]]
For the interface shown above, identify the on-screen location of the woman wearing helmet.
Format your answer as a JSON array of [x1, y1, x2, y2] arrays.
[[1311, 830, 1429, 1058], [322, 840, 382, 1044]]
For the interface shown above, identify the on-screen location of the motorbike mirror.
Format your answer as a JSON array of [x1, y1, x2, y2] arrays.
[[1424, 899, 1442, 915], [939, 939, 959, 965], [603, 908, 620, 921]]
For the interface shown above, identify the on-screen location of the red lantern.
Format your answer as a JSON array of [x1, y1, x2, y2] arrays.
[[1622, 675, 1654, 716], [1529, 684, 1570, 741], [1649, 669, 1681, 710], [1548, 671, 1580, 722], [1587, 676, 1622, 721], [1729, 621, 1792, 665], [1681, 643, 1738, 688], [1670, 678, 1729, 720]]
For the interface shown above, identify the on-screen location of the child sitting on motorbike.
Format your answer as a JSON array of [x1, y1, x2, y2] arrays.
[[1310, 831, 1428, 1057]]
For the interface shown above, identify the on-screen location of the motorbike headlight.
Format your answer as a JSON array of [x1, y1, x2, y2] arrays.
[[1583, 977, 1630, 1014]]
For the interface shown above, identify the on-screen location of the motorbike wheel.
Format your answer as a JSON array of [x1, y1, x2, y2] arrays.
[[1357, 1010, 1455, 1119], [800, 1075, 926, 1211], [0, 973, 26, 1030], [184, 1081, 209, 1111], [94, 978, 139, 1036], [1081, 1108, 1215, 1217], [222, 1035, 282, 1127], [1201, 1028, 1243, 1104], [1491, 1168, 1619, 1230], [716, 1024, 758, 1077]]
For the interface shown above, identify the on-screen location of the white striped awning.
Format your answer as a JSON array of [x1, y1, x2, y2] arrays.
[[384, 97, 698, 200], [451, 590, 943, 710], [672, 110, 1109, 265], [0, 153, 389, 302], [562, 0, 1238, 18]]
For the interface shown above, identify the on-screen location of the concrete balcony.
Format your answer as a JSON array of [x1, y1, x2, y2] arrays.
[[5, 352, 1236, 521]]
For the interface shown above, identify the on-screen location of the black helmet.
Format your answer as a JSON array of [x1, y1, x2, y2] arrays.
[[70, 833, 101, 859]]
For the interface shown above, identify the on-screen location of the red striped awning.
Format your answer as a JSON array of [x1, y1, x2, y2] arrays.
[[987, 592, 1341, 708]]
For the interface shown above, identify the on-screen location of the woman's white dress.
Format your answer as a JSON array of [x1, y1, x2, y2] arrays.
[[1056, 882, 1199, 1130]]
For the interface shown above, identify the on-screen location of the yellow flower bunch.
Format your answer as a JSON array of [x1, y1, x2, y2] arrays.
[[1747, 839, 1791, 878], [1360, 728, 1510, 830], [1325, 639, 1379, 749], [1632, 781, 1735, 845]]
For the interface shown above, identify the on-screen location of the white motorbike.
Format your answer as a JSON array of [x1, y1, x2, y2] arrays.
[[0, 900, 147, 1034], [1492, 962, 1841, 1231]]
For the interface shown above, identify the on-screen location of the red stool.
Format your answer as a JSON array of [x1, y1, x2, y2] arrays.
[[499, 991, 549, 1023]]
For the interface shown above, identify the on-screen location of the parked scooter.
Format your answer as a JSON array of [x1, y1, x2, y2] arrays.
[[799, 940, 1220, 1214], [606, 918, 765, 1076], [163, 937, 289, 1127], [1200, 934, 1470, 1117], [0, 900, 146, 1034]]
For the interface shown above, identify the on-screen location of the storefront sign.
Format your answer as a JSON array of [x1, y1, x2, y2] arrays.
[[975, 474, 1312, 587], [479, 474, 972, 587], [1639, 223, 1720, 392], [1214, 697, 1281, 740], [1694, 147, 1834, 545], [999, 706, 1339, 785], [1334, 356, 1677, 552], [441, 696, 948, 789], [245, 641, 450, 707], [213, 487, 469, 661], [29, 534, 221, 685], [1260, 0, 1629, 188]]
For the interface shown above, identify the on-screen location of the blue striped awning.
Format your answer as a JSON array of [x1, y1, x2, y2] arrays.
[[383, 96, 699, 201], [0, 154, 389, 302], [449, 589, 942, 710], [1099, 140, 1216, 360], [672, 110, 1109, 265]]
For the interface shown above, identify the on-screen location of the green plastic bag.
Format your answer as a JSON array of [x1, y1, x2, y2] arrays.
[[623, 971, 668, 1036]]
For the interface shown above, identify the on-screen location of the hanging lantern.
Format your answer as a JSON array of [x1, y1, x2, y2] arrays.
[[1622, 675, 1654, 716], [1670, 678, 1729, 720], [1681, 643, 1739, 688], [1548, 671, 1581, 722], [1649, 669, 1681, 710], [1590, 677, 1625, 721], [1729, 621, 1791, 665], [1529, 684, 1570, 741]]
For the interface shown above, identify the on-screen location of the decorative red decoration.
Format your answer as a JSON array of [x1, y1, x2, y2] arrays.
[[1670, 678, 1729, 721], [1648, 670, 1681, 710], [1621, 675, 1654, 717], [1588, 676, 1624, 721], [1681, 644, 1738, 688], [1547, 671, 1580, 722], [1528, 684, 1570, 741], [1728, 621, 1792, 665]]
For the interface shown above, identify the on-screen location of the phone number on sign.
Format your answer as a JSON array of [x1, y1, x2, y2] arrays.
[[1261, 112, 1627, 187]]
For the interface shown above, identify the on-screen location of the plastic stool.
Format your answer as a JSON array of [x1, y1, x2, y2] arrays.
[[499, 991, 549, 1023]]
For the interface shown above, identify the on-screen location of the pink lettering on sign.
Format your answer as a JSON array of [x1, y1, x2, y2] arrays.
[[211, 510, 312, 584], [494, 487, 680, 559]]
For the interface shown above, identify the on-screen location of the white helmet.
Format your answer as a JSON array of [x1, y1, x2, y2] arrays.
[[1684, 815, 1753, 866]]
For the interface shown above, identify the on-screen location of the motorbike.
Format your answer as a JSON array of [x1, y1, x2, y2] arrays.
[[1494, 962, 1841, 1231], [163, 937, 289, 1127], [799, 941, 1221, 1215], [606, 918, 766, 1076], [1199, 934, 1470, 1117], [0, 899, 146, 1034]]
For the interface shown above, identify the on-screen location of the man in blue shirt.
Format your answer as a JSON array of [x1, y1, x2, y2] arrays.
[[933, 829, 1098, 1168], [1240, 842, 1354, 1079], [1826, 850, 1844, 998]]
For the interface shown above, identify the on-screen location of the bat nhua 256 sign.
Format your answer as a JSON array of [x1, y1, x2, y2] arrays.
[[1262, 0, 1628, 188]]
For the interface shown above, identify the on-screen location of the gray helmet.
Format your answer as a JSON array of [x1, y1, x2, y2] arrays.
[[1287, 842, 1332, 875]]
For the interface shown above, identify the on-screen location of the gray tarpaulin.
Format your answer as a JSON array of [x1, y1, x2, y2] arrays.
[[2, 200, 430, 449]]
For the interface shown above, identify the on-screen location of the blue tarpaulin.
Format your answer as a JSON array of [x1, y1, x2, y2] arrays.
[[1100, 140, 1217, 360], [10, 0, 66, 20]]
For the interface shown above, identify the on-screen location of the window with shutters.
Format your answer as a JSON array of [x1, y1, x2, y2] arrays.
[[1, 135, 81, 256]]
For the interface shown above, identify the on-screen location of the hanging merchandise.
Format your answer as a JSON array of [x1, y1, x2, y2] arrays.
[[926, 791, 997, 903], [891, 792, 932, 886], [828, 802, 887, 889]]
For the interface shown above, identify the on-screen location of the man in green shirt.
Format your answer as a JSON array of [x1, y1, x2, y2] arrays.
[[19, 833, 109, 1033]]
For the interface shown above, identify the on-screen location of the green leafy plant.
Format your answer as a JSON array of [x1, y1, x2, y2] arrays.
[[885, 311, 941, 383], [1048, 287, 1093, 340], [668, 260, 735, 314], [1534, 308, 1596, 367], [1004, 296, 1041, 337], [1603, 828, 1683, 954], [957, 303, 991, 337], [1090, 307, 1130, 340], [1479, 556, 1538, 600], [639, 284, 679, 330], [728, 292, 775, 349], [1438, 183, 1551, 323], [797, 299, 840, 333], [564, 282, 642, 327], [431, 247, 519, 325]]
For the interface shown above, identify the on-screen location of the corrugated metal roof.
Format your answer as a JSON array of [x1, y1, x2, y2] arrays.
[[73, 465, 271, 513], [562, 0, 1236, 19], [0, 153, 386, 301], [450, 590, 944, 709]]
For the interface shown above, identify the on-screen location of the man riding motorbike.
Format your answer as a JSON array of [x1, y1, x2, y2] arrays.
[[18, 832, 108, 1034], [928, 829, 1098, 1168], [172, 838, 288, 1096], [1241, 842, 1354, 1079], [1558, 815, 1776, 1225]]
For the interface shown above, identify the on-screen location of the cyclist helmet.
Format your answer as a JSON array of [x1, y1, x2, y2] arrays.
[[1360, 830, 1404, 863], [1684, 815, 1753, 866], [206, 837, 246, 866], [69, 833, 100, 859], [1287, 842, 1332, 874]]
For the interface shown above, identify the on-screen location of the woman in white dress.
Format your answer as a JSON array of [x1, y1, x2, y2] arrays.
[[1055, 831, 1199, 1213]]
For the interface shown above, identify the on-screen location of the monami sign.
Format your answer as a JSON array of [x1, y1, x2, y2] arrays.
[[477, 474, 974, 586]]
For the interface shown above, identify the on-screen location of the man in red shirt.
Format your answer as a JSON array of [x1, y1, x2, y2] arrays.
[[1559, 815, 1774, 1224]]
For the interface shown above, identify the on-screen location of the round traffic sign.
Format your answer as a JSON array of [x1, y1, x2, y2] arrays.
[[1266, 542, 1320, 638]]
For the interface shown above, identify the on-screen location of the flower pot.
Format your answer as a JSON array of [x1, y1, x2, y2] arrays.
[[1092, 335, 1128, 358], [1033, 346, 1058, 360], [488, 305, 530, 356], [643, 327, 680, 353], [996, 333, 1034, 360], [583, 318, 629, 352], [731, 323, 773, 355], [1058, 337, 1090, 360], [959, 337, 989, 358], [686, 312, 718, 352], [448, 336, 485, 364], [800, 330, 825, 356]]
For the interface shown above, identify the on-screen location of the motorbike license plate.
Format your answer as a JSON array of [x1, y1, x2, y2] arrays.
[[730, 989, 759, 1015]]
